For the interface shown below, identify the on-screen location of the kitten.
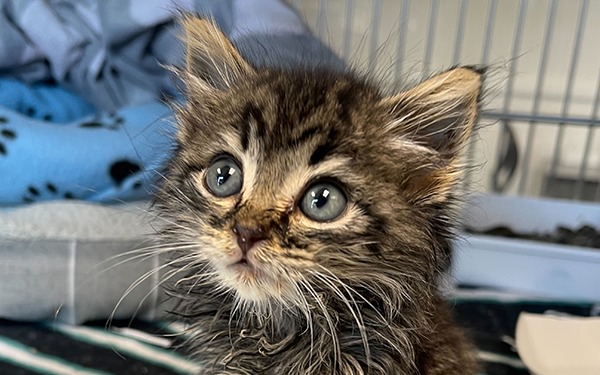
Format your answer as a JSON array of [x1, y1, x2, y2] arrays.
[[155, 15, 483, 375]]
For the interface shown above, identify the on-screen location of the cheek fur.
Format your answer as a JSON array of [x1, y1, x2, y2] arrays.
[[196, 224, 238, 259]]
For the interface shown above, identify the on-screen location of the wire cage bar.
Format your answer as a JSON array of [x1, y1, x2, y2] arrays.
[[578, 68, 600, 200], [517, 0, 557, 195], [394, 0, 410, 82], [547, 0, 590, 190], [290, 0, 600, 202]]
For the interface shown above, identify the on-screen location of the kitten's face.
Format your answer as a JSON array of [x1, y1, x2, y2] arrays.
[[158, 17, 482, 305], [169, 72, 402, 302]]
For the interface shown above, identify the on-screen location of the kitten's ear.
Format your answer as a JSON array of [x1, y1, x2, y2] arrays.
[[180, 15, 254, 90], [381, 67, 483, 160]]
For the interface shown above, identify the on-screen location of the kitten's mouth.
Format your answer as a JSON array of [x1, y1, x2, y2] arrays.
[[221, 252, 292, 302], [232, 257, 252, 269], [229, 255, 255, 271], [227, 253, 271, 282], [228, 257, 267, 286]]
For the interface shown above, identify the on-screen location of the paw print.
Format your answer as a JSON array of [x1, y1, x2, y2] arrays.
[[0, 116, 16, 156], [109, 160, 141, 187], [24, 107, 54, 122], [22, 182, 75, 203], [79, 112, 124, 130]]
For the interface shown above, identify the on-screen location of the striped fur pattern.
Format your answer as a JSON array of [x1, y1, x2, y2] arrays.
[[155, 16, 483, 375]]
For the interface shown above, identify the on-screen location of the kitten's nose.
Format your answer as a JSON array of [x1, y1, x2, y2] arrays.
[[233, 224, 265, 255]]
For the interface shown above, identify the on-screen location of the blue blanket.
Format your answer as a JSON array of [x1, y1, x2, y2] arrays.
[[0, 78, 173, 204]]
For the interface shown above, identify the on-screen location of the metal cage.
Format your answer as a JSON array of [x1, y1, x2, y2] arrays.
[[290, 0, 600, 202]]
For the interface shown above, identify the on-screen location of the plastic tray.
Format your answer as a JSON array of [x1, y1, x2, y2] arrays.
[[451, 194, 600, 302]]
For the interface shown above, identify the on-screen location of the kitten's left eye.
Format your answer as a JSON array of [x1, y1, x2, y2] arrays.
[[205, 156, 243, 197], [300, 182, 347, 222]]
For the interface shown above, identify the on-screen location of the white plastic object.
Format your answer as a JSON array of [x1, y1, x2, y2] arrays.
[[516, 312, 600, 375], [451, 194, 600, 302]]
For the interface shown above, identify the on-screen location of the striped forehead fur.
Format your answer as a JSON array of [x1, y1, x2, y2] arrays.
[[155, 16, 484, 375]]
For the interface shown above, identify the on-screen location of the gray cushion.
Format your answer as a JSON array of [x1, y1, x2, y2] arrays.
[[0, 201, 176, 324]]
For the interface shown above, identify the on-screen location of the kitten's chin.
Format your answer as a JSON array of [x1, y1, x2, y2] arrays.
[[217, 263, 291, 303]]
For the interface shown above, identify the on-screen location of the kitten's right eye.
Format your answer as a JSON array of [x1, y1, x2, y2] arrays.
[[300, 182, 347, 222], [205, 156, 243, 197]]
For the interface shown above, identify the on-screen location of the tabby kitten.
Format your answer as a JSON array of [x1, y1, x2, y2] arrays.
[[155, 15, 482, 375]]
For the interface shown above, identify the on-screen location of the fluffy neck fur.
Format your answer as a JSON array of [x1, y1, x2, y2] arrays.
[[167, 264, 476, 375]]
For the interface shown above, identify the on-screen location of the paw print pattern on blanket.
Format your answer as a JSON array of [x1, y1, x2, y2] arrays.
[[0, 116, 16, 156], [25, 106, 54, 122], [79, 112, 124, 130], [109, 160, 141, 187], [0, 97, 171, 204], [23, 183, 75, 203]]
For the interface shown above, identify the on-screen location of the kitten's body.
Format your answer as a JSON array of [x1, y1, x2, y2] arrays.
[[156, 16, 482, 375]]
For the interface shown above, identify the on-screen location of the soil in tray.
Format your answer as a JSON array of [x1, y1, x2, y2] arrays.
[[464, 225, 600, 249]]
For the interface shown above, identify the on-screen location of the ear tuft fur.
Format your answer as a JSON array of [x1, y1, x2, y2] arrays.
[[381, 67, 483, 160], [180, 14, 254, 90]]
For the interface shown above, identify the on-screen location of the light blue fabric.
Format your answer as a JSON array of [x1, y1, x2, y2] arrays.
[[0, 78, 96, 123], [0, 98, 173, 205]]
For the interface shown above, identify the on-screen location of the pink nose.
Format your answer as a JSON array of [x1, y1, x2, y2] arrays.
[[233, 224, 265, 255]]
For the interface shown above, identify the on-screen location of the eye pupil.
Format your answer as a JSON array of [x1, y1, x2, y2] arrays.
[[216, 166, 232, 186], [311, 188, 329, 209]]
